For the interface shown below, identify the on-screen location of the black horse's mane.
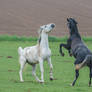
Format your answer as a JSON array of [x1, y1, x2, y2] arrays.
[[69, 18, 81, 40]]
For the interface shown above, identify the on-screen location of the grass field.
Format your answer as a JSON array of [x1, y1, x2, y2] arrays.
[[0, 41, 92, 92]]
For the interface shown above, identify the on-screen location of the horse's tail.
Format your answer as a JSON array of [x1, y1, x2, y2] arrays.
[[86, 55, 92, 65], [82, 55, 92, 67], [18, 47, 24, 56]]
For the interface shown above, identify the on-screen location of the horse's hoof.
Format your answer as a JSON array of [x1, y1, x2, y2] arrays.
[[70, 83, 74, 86], [88, 84, 92, 87], [69, 54, 72, 57], [39, 80, 44, 84], [70, 83, 72, 86], [40, 82, 44, 84], [61, 53, 65, 56], [50, 78, 54, 81], [20, 80, 24, 82]]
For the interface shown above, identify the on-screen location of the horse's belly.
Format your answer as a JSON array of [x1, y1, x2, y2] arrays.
[[27, 59, 39, 65], [24, 48, 39, 64], [26, 55, 39, 64]]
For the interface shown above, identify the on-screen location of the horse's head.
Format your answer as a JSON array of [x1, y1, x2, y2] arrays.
[[38, 23, 55, 44], [39, 23, 55, 34], [67, 18, 78, 35]]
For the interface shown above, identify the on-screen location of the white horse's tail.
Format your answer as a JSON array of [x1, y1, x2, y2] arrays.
[[18, 47, 24, 56]]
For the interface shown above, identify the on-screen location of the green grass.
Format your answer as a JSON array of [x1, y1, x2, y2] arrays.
[[0, 35, 92, 42], [0, 41, 92, 92]]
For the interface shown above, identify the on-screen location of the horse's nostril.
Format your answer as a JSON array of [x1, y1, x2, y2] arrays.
[[51, 24, 55, 28]]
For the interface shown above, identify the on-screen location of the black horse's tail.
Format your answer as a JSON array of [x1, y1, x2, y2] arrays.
[[87, 55, 92, 66], [82, 55, 92, 67], [85, 55, 92, 86]]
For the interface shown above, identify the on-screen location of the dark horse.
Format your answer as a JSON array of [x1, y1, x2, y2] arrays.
[[60, 18, 92, 86]]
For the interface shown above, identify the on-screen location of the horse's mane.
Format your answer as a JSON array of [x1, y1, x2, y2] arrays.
[[69, 19, 81, 39], [38, 36, 41, 44], [37, 28, 42, 45]]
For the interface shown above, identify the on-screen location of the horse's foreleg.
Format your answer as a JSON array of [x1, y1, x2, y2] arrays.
[[59, 44, 67, 56], [68, 49, 72, 56], [60, 43, 71, 56], [47, 57, 53, 80], [39, 58, 44, 83]]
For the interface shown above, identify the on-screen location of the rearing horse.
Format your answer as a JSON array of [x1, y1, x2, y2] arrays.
[[60, 18, 92, 86]]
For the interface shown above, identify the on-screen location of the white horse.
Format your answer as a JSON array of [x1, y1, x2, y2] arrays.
[[18, 23, 55, 83]]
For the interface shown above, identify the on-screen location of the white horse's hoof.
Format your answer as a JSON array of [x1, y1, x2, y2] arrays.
[[70, 83, 74, 86], [20, 80, 24, 82], [50, 77, 54, 81], [88, 84, 92, 87], [70, 83, 73, 86], [39, 80, 44, 83]]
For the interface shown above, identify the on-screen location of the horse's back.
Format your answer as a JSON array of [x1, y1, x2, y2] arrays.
[[73, 43, 92, 64]]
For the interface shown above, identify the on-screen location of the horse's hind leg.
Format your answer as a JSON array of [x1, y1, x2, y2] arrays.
[[32, 64, 40, 82], [39, 58, 44, 83], [19, 56, 26, 82], [76, 55, 89, 69], [89, 61, 92, 87], [72, 69, 79, 86], [72, 55, 90, 86], [89, 67, 92, 86]]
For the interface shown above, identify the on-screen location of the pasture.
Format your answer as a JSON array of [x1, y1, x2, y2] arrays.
[[0, 41, 92, 92]]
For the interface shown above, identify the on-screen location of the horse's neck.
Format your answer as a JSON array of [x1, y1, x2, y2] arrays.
[[71, 34, 81, 41], [40, 32, 49, 49]]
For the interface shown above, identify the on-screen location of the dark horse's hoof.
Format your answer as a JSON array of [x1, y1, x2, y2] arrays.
[[70, 84, 74, 86], [70, 82, 75, 86], [69, 53, 72, 57], [50, 78, 53, 81], [89, 83, 92, 87], [61, 53, 65, 56]]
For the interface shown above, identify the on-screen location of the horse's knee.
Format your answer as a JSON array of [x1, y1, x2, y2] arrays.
[[60, 44, 62, 48], [32, 72, 35, 76], [59, 44, 62, 50], [89, 67, 92, 77], [41, 69, 44, 73], [75, 64, 80, 70], [50, 64, 53, 69]]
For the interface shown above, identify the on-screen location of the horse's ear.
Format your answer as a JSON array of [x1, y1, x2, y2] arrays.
[[71, 18, 78, 24], [38, 27, 43, 34], [74, 20, 78, 24], [67, 18, 69, 22], [75, 21, 78, 24]]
